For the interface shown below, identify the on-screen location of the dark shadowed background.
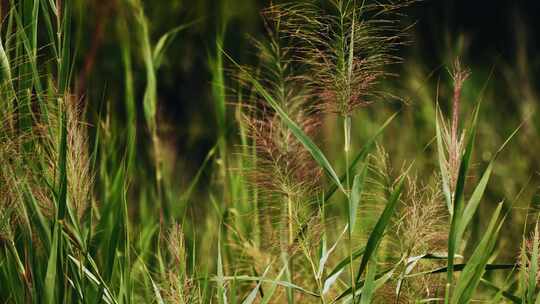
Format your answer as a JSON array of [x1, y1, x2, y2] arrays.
[[73, 0, 539, 170]]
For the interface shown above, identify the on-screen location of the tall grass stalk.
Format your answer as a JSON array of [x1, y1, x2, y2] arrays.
[[1, 0, 537, 303]]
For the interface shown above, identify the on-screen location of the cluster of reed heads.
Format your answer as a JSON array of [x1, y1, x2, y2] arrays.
[[1, 0, 540, 303]]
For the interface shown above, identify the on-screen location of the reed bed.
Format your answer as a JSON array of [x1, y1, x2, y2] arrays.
[[0, 0, 538, 303]]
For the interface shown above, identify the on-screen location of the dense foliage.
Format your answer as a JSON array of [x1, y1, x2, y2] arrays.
[[0, 0, 539, 303]]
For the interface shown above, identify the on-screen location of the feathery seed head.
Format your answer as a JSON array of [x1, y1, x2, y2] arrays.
[[268, 0, 415, 116]]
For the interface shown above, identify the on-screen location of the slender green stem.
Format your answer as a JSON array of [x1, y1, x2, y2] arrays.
[[252, 138, 260, 247], [343, 115, 356, 300], [288, 195, 294, 250], [8, 240, 25, 280], [287, 194, 294, 304], [279, 192, 294, 304]]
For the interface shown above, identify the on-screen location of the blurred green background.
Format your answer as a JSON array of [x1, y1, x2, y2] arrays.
[[1, 0, 540, 302], [72, 0, 539, 256]]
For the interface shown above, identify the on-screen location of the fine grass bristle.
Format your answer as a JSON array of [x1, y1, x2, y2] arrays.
[[0, 0, 536, 303]]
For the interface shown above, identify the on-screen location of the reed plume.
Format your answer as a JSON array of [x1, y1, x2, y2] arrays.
[[160, 223, 199, 304], [267, 0, 413, 116], [239, 5, 322, 246], [237, 8, 324, 302], [448, 59, 471, 190], [438, 59, 471, 195]]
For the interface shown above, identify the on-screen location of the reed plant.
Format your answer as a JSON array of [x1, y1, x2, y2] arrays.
[[0, 0, 538, 303]]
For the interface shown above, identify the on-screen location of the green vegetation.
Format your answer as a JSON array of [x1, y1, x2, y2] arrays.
[[0, 0, 539, 303]]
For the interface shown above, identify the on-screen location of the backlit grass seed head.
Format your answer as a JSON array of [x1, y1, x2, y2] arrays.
[[436, 59, 471, 195], [397, 176, 448, 256], [65, 97, 93, 219], [0, 108, 47, 239], [240, 99, 323, 258], [239, 7, 322, 206], [0, 125, 18, 240], [381, 176, 447, 301], [242, 111, 322, 198], [448, 59, 470, 188], [36, 96, 93, 220], [161, 223, 198, 304], [0, 39, 93, 222], [236, 9, 327, 280], [0, 164, 19, 241], [519, 224, 540, 286], [288, 210, 324, 252], [268, 0, 414, 116]]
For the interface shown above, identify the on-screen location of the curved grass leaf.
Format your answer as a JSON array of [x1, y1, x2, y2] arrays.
[[447, 104, 480, 285], [68, 255, 118, 304], [395, 253, 449, 300], [350, 164, 368, 234], [323, 269, 344, 295], [319, 224, 349, 279], [222, 49, 345, 194], [44, 225, 59, 304], [216, 275, 320, 298], [359, 258, 377, 304], [150, 276, 165, 304], [451, 203, 505, 304], [261, 266, 286, 304], [327, 247, 365, 279], [333, 267, 397, 303], [153, 22, 197, 68], [480, 278, 521, 304], [355, 174, 406, 283], [217, 233, 227, 304], [407, 263, 515, 277], [435, 107, 452, 213], [242, 265, 271, 304], [456, 125, 521, 253]]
